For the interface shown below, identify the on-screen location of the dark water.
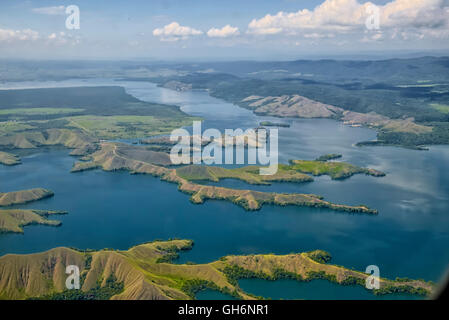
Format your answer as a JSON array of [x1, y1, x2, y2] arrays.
[[237, 279, 421, 300], [1, 80, 449, 300], [196, 289, 237, 300]]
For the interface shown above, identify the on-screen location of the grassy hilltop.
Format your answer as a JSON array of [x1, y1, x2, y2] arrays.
[[0, 209, 66, 234], [0, 188, 67, 234], [0, 151, 20, 165], [287, 160, 385, 180], [0, 239, 435, 300], [0, 188, 54, 207], [0, 86, 198, 142]]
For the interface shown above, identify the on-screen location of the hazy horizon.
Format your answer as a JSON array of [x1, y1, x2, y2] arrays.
[[1, 0, 449, 60]]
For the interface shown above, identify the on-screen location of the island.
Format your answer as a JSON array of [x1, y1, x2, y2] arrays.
[[0, 188, 54, 207], [0, 209, 66, 234], [176, 164, 313, 185], [162, 80, 193, 92], [0, 151, 21, 166], [0, 239, 434, 300], [315, 154, 343, 161], [259, 121, 290, 128], [288, 160, 385, 180]]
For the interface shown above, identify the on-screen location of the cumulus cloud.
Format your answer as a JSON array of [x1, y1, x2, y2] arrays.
[[0, 29, 39, 42], [361, 31, 384, 42], [247, 0, 449, 40], [32, 6, 66, 15], [0, 28, 80, 46], [153, 22, 203, 41], [207, 25, 240, 38], [47, 32, 80, 45]]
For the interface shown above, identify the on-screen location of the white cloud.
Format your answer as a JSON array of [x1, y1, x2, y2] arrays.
[[47, 32, 81, 46], [361, 31, 384, 42], [0, 29, 39, 42], [47, 32, 68, 45], [207, 25, 240, 38], [153, 22, 203, 41], [247, 0, 449, 39], [32, 6, 66, 15], [0, 28, 80, 46]]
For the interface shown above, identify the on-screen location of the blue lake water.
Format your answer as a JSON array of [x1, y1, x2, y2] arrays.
[[196, 289, 238, 300], [237, 279, 421, 300], [1, 79, 449, 299]]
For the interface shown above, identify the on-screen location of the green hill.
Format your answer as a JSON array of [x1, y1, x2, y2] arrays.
[[0, 239, 435, 300]]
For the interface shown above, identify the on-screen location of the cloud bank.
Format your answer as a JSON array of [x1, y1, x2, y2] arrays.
[[247, 0, 449, 40], [0, 28, 79, 46], [0, 29, 39, 42], [153, 22, 203, 41], [32, 6, 66, 15]]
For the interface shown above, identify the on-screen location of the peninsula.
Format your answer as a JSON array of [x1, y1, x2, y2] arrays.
[[315, 154, 343, 161], [0, 239, 434, 300], [0, 209, 66, 234], [288, 160, 385, 180], [0, 188, 54, 207], [71, 142, 379, 213]]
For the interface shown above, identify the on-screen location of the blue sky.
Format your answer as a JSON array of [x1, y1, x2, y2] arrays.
[[0, 0, 448, 60]]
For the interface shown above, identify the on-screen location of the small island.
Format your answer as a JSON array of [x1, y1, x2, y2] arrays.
[[315, 154, 343, 161], [288, 159, 385, 180], [0, 188, 66, 234], [0, 239, 434, 300], [259, 121, 290, 128], [0, 151, 21, 166]]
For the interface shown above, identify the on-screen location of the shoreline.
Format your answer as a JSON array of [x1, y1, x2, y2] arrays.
[[0, 239, 435, 300]]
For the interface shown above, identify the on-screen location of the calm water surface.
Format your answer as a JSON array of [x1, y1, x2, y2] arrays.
[[1, 79, 449, 299]]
